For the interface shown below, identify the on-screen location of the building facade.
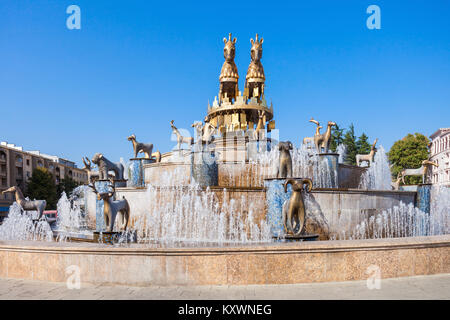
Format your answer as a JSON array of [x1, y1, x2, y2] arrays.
[[0, 141, 88, 213], [429, 128, 450, 187]]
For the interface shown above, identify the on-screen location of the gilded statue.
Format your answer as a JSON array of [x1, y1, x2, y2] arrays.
[[309, 118, 336, 153], [400, 160, 438, 184], [88, 179, 129, 232], [282, 178, 313, 236], [170, 120, 194, 150], [245, 34, 265, 101], [91, 153, 125, 180], [219, 33, 239, 103], [253, 110, 266, 141], [277, 141, 293, 178], [302, 118, 322, 148], [2, 186, 47, 221], [127, 134, 154, 159], [356, 139, 378, 167]]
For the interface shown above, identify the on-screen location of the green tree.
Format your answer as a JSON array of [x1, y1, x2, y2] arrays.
[[25, 167, 58, 210], [388, 133, 430, 185], [343, 123, 357, 165], [356, 133, 371, 155], [329, 124, 345, 152], [57, 177, 79, 199]]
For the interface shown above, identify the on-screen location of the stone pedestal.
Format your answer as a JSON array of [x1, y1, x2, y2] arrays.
[[190, 151, 218, 187], [416, 183, 432, 214], [314, 153, 339, 188], [128, 158, 155, 187]]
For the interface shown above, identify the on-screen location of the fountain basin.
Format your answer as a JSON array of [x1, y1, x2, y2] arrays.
[[109, 186, 416, 240], [0, 235, 448, 286]]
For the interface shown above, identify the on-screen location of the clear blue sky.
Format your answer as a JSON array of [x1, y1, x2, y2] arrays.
[[1, 0, 449, 167]]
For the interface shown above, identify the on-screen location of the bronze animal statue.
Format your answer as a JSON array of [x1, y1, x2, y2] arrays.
[[356, 139, 378, 167], [309, 119, 336, 153], [91, 153, 124, 180], [170, 120, 194, 150], [88, 179, 129, 232], [245, 33, 265, 101], [219, 33, 239, 103], [81, 157, 113, 183], [391, 173, 402, 191], [151, 151, 161, 163], [253, 110, 266, 141], [282, 179, 313, 236], [2, 186, 47, 220], [127, 134, 154, 159], [303, 119, 322, 149], [277, 141, 293, 178], [192, 119, 216, 146], [400, 160, 438, 184]]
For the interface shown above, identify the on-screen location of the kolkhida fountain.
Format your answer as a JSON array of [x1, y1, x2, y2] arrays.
[[0, 34, 448, 286]]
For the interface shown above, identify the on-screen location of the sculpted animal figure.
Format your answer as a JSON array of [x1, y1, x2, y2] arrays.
[[192, 119, 216, 147], [356, 139, 378, 167], [282, 179, 313, 236], [2, 186, 47, 221], [253, 110, 266, 141], [81, 157, 107, 183], [170, 120, 194, 150], [400, 160, 438, 184], [127, 134, 154, 159], [151, 151, 161, 163], [277, 141, 293, 178], [219, 33, 239, 103], [313, 120, 336, 153], [88, 180, 129, 232], [303, 118, 322, 149], [391, 173, 402, 191], [91, 153, 124, 180], [245, 33, 265, 101]]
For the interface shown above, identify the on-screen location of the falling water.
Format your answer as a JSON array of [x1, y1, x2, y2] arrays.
[[128, 184, 272, 244], [346, 186, 449, 240], [0, 202, 53, 241], [359, 146, 391, 190], [120, 157, 129, 180], [53, 187, 91, 241], [248, 146, 335, 188], [336, 144, 347, 164]]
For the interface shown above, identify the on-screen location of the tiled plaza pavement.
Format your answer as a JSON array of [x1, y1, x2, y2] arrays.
[[0, 274, 449, 300]]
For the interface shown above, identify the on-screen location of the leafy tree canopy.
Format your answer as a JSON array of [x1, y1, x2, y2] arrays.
[[25, 167, 58, 210], [343, 124, 358, 165], [330, 124, 344, 152], [356, 133, 371, 156], [388, 133, 430, 184]]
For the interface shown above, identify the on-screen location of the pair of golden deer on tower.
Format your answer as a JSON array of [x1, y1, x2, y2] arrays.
[[219, 33, 265, 104]]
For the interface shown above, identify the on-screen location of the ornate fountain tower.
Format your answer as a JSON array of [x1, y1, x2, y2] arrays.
[[206, 33, 275, 140]]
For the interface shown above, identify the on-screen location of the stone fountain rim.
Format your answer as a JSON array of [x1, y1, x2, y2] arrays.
[[0, 235, 448, 256]]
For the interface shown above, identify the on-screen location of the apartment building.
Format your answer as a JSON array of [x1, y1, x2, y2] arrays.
[[0, 141, 88, 213]]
